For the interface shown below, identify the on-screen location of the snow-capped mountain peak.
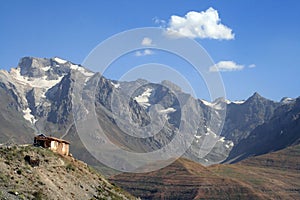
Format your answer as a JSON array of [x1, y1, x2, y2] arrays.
[[280, 97, 295, 104], [0, 57, 95, 126]]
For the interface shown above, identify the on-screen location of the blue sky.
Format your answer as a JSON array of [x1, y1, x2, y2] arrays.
[[1, 0, 300, 101]]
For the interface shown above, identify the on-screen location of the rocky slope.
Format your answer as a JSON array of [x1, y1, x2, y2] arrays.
[[220, 92, 280, 144], [225, 96, 300, 163], [0, 145, 136, 200], [0, 56, 299, 172], [0, 83, 34, 144], [109, 144, 300, 200], [0, 57, 232, 169]]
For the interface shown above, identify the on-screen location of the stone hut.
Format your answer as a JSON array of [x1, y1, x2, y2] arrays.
[[34, 134, 70, 156]]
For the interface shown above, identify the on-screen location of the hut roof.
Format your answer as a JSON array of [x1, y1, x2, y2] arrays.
[[34, 135, 70, 144]]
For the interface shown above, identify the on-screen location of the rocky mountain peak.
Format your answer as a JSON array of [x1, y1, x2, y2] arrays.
[[250, 92, 262, 99], [161, 80, 182, 93], [0, 57, 94, 130], [16, 57, 73, 79], [280, 97, 295, 104], [18, 57, 51, 78], [243, 92, 270, 105]]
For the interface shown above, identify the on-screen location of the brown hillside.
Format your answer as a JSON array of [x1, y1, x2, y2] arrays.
[[110, 145, 300, 200], [0, 145, 137, 200]]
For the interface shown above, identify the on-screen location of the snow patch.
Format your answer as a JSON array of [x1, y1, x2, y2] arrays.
[[158, 107, 176, 113], [202, 99, 245, 108], [225, 141, 234, 148], [23, 108, 37, 124], [10, 68, 63, 89], [281, 98, 294, 104], [224, 99, 231, 104], [194, 135, 201, 139], [84, 77, 92, 84], [201, 99, 223, 110], [206, 127, 217, 138], [201, 99, 213, 107], [111, 81, 120, 89], [41, 66, 51, 71], [134, 88, 152, 108], [9, 68, 64, 107], [70, 64, 80, 70], [218, 137, 225, 142], [70, 64, 94, 77], [54, 57, 67, 64], [158, 108, 176, 120], [232, 100, 245, 104]]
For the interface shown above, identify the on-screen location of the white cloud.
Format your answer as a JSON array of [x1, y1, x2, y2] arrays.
[[165, 7, 234, 40], [135, 49, 154, 57], [135, 51, 143, 57], [153, 17, 166, 27], [209, 61, 244, 72], [141, 37, 154, 46], [248, 64, 256, 68]]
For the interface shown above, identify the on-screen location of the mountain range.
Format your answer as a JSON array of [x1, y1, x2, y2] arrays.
[[0, 56, 299, 173]]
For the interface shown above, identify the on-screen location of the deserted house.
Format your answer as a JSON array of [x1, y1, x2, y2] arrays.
[[34, 134, 70, 156]]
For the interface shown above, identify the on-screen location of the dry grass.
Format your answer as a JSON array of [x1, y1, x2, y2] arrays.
[[0, 145, 137, 200]]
